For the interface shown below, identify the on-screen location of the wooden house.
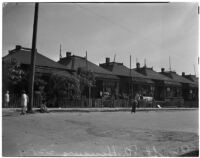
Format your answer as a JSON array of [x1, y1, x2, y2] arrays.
[[135, 63, 182, 104], [99, 58, 155, 99], [58, 53, 119, 99], [2, 46, 76, 92], [161, 70, 198, 103]]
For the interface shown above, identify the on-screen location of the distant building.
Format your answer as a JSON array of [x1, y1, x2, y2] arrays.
[[160, 69, 198, 102], [135, 63, 182, 103]]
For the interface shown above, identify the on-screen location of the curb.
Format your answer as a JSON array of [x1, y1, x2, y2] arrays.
[[2, 108, 198, 113]]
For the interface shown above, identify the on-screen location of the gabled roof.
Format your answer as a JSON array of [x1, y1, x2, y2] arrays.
[[58, 55, 119, 80], [3, 47, 69, 70]]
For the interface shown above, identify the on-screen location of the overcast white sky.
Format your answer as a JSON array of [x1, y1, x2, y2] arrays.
[[2, 2, 199, 75]]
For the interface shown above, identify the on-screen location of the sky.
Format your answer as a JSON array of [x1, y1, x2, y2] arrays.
[[2, 2, 199, 75]]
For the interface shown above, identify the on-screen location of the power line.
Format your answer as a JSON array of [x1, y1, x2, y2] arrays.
[[75, 3, 133, 34], [74, 4, 173, 56], [73, 4, 197, 73]]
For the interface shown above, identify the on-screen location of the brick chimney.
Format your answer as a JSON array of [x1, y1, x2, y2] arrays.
[[66, 52, 71, 58], [136, 62, 140, 69], [15, 45, 22, 51], [182, 72, 185, 76], [106, 57, 110, 64], [161, 68, 165, 73]]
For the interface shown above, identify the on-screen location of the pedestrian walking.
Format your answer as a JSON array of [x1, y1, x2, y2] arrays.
[[131, 92, 140, 114], [4, 91, 10, 108], [21, 91, 29, 115], [131, 98, 136, 114]]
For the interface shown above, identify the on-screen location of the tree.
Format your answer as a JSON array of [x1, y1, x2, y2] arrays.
[[3, 60, 47, 95], [3, 60, 28, 93], [45, 72, 80, 107], [77, 67, 95, 98]]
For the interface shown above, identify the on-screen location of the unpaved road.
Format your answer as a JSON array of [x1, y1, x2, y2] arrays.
[[2, 110, 198, 156]]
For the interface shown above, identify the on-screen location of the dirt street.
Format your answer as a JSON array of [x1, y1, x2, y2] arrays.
[[2, 110, 198, 156]]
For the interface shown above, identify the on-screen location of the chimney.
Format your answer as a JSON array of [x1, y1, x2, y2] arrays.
[[136, 62, 140, 69], [106, 57, 110, 64], [15, 45, 22, 50], [66, 52, 71, 58], [182, 72, 185, 76], [161, 68, 165, 73]]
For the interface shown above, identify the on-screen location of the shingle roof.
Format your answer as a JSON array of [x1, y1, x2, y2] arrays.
[[137, 67, 173, 81], [163, 71, 198, 86], [3, 48, 69, 70], [135, 67, 182, 86], [99, 62, 155, 84], [58, 56, 119, 80], [100, 62, 147, 78], [184, 75, 199, 84]]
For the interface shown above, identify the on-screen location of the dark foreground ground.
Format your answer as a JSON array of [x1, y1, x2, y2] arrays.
[[2, 109, 199, 156]]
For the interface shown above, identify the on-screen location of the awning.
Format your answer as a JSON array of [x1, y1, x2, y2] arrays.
[[164, 80, 181, 86]]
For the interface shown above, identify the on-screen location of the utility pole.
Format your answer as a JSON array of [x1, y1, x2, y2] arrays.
[[86, 51, 91, 107], [28, 3, 39, 113]]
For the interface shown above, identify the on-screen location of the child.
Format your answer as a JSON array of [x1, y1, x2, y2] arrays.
[[40, 100, 49, 113], [21, 91, 28, 115]]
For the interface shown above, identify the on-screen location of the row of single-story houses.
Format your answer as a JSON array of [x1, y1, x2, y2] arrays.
[[2, 45, 199, 107]]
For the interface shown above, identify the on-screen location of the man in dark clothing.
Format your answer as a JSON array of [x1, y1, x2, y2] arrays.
[[131, 99, 137, 114], [131, 93, 140, 114]]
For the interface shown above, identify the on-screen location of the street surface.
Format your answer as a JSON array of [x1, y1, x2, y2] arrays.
[[2, 110, 198, 156]]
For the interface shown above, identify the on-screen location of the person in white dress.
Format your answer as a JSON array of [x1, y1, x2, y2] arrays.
[[21, 91, 29, 115], [4, 91, 9, 108]]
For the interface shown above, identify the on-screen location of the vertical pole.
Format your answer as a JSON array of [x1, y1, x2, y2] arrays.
[[193, 64, 196, 76], [59, 44, 62, 59], [86, 51, 88, 71], [28, 3, 39, 113], [169, 56, 171, 71], [86, 51, 91, 107], [130, 55, 132, 98]]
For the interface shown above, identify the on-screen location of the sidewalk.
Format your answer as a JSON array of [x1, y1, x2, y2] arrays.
[[2, 107, 198, 113]]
